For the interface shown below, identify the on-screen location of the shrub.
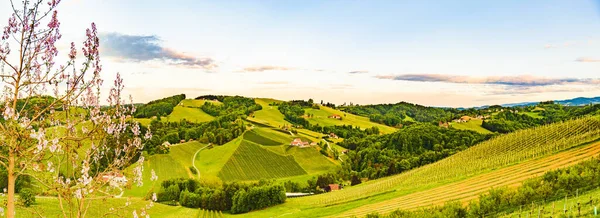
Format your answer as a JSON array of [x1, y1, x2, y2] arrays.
[[19, 188, 36, 207], [189, 166, 198, 175]]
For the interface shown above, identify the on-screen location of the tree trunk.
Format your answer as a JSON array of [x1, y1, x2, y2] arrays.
[[7, 151, 15, 218]]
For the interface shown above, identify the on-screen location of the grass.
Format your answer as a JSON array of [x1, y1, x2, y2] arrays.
[[304, 106, 397, 134], [124, 154, 189, 198], [521, 111, 544, 119], [287, 146, 339, 173], [194, 137, 242, 182], [180, 99, 222, 108], [169, 141, 207, 178], [449, 119, 493, 134], [218, 140, 307, 181], [16, 197, 198, 218], [248, 98, 291, 128], [164, 106, 215, 123]]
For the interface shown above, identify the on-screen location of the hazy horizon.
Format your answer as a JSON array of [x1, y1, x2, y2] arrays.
[[2, 0, 599, 107]]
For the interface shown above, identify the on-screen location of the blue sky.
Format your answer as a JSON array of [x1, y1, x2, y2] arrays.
[[1, 0, 599, 107]]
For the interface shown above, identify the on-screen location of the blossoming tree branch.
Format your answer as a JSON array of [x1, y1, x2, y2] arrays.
[[0, 0, 155, 217]]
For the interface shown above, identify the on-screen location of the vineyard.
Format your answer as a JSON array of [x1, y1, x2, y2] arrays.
[[196, 209, 224, 218], [298, 116, 600, 206], [218, 140, 307, 181], [340, 140, 600, 217], [243, 128, 291, 146]]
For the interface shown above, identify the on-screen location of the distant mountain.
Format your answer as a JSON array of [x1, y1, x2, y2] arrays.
[[488, 96, 600, 108]]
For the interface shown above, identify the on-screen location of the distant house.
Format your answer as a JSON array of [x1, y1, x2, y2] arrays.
[[162, 141, 171, 148], [310, 142, 318, 146], [328, 114, 342, 119], [342, 149, 349, 154], [290, 138, 310, 148], [327, 184, 340, 192], [329, 133, 339, 139], [100, 172, 128, 187], [438, 121, 449, 128], [180, 139, 186, 144]]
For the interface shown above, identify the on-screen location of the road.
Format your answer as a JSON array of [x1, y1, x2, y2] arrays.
[[192, 143, 210, 179]]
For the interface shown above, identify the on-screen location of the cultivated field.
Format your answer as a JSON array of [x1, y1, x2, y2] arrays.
[[218, 140, 307, 181], [165, 106, 215, 123], [248, 98, 291, 128]]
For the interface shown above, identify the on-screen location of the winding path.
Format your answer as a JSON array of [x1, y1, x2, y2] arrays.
[[192, 143, 210, 179]]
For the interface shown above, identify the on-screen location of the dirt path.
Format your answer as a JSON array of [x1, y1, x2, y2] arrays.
[[192, 144, 210, 179]]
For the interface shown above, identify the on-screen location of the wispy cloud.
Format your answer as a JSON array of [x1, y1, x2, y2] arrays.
[[242, 66, 294, 72], [375, 74, 600, 86], [575, 57, 600, 62], [100, 33, 217, 69], [348, 70, 369, 74], [256, 81, 289, 85]]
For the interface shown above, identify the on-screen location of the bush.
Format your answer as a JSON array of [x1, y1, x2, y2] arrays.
[[189, 166, 198, 175], [19, 188, 36, 207]]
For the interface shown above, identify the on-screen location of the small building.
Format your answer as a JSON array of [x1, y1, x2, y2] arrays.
[[342, 149, 349, 154], [290, 138, 310, 147], [328, 114, 342, 119], [310, 142, 317, 146], [179, 139, 186, 144], [100, 172, 128, 186], [329, 133, 339, 139], [327, 184, 340, 192], [459, 116, 472, 122]]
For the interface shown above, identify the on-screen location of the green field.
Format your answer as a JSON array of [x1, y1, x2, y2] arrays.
[[449, 119, 493, 134], [305, 106, 397, 134], [125, 154, 189, 198], [521, 111, 544, 119], [248, 98, 291, 127], [164, 106, 215, 123], [180, 99, 222, 107], [193, 137, 242, 181], [16, 197, 198, 218], [169, 141, 207, 178], [218, 140, 307, 181]]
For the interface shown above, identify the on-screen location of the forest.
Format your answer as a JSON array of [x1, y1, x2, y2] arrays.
[[134, 94, 186, 118]]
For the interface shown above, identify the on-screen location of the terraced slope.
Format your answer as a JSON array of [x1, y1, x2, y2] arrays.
[[218, 140, 307, 181], [243, 128, 291, 145]]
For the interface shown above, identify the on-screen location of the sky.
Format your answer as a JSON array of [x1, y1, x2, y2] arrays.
[[1, 0, 600, 107]]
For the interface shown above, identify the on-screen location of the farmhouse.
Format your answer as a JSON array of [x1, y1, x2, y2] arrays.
[[328, 114, 342, 119], [438, 121, 449, 128], [100, 172, 128, 186], [327, 184, 340, 192], [329, 133, 339, 139], [290, 138, 310, 147]]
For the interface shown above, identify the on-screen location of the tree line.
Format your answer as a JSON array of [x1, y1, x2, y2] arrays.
[[156, 178, 286, 214], [134, 94, 186, 118]]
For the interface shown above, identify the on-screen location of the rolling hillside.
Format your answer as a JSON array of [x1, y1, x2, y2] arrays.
[[449, 119, 493, 134], [237, 116, 600, 217], [305, 106, 398, 134], [193, 127, 338, 182]]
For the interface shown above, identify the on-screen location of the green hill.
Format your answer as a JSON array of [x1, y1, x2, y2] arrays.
[[218, 140, 307, 181], [238, 116, 600, 217], [165, 105, 214, 123], [305, 106, 398, 134], [449, 119, 493, 134]]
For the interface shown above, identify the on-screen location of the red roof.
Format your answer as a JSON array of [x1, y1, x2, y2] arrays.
[[328, 184, 339, 191]]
